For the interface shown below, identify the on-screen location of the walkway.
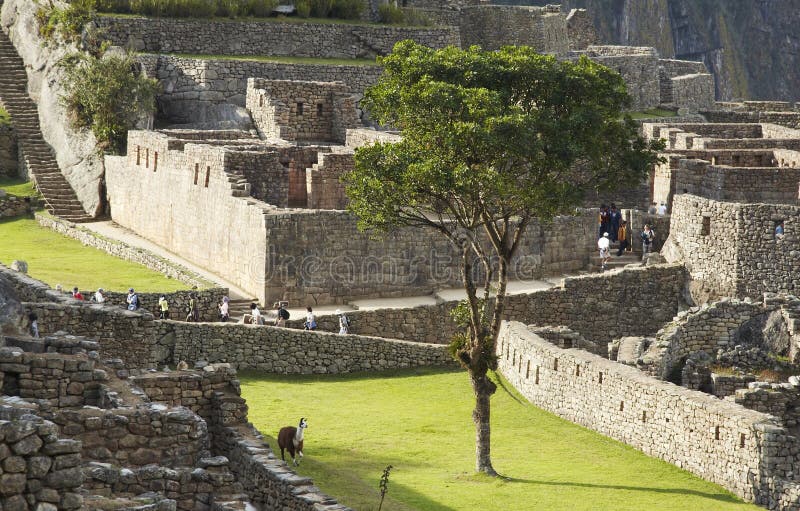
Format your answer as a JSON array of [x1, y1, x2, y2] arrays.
[[81, 221, 254, 300]]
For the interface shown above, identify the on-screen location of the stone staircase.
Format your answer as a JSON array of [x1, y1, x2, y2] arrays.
[[227, 298, 257, 322], [591, 241, 641, 272], [0, 31, 93, 222]]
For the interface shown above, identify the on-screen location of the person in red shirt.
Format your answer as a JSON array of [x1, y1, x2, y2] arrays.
[[72, 287, 84, 300]]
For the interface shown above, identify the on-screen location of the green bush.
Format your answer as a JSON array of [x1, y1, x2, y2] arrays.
[[59, 50, 160, 153], [330, 0, 363, 20], [295, 0, 311, 17], [377, 3, 403, 24], [36, 0, 96, 42]]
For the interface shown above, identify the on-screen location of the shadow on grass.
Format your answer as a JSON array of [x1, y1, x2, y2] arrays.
[[258, 434, 457, 511], [501, 477, 742, 504], [239, 365, 463, 384]]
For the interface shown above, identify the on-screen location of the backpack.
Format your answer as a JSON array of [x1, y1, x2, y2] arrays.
[[279, 308, 290, 320]]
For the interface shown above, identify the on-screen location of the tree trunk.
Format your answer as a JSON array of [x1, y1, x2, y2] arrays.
[[471, 370, 497, 475]]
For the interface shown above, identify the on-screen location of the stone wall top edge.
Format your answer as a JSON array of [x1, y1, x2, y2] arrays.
[[150, 54, 381, 71], [502, 321, 780, 425], [678, 193, 800, 211], [97, 14, 457, 30]]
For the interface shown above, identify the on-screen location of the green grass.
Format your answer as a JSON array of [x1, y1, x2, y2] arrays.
[[159, 52, 379, 66], [628, 108, 680, 120], [0, 216, 189, 293], [0, 177, 39, 198], [0, 106, 10, 127], [240, 368, 761, 511]]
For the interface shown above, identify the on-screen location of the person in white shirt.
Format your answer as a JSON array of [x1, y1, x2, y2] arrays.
[[219, 297, 229, 322], [657, 202, 667, 215], [336, 309, 349, 334], [304, 306, 317, 330], [93, 288, 105, 303], [250, 303, 264, 325], [597, 232, 611, 271]]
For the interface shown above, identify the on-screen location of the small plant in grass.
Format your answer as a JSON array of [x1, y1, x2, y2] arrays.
[[708, 365, 739, 376], [59, 49, 160, 153], [377, 464, 393, 511], [377, 3, 403, 24]]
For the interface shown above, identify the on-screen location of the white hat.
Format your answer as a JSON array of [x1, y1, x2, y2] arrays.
[[335, 309, 342, 315], [603, 232, 609, 237]]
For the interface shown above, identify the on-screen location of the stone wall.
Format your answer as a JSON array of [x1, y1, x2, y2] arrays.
[[0, 405, 85, 510], [161, 321, 454, 373], [106, 132, 270, 302], [96, 16, 459, 59], [0, 125, 17, 177], [0, 192, 33, 218], [141, 55, 385, 124], [666, 194, 800, 300], [306, 151, 352, 210], [458, 5, 568, 54], [565, 8, 596, 51], [246, 79, 359, 144], [107, 131, 599, 304], [670, 73, 715, 112], [497, 321, 800, 509], [734, 382, 800, 429], [345, 127, 402, 148], [288, 264, 686, 346], [571, 46, 660, 111]]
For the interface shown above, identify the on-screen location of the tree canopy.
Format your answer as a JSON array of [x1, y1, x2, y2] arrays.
[[344, 40, 663, 475]]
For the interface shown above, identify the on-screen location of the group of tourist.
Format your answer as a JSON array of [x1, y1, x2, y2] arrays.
[[596, 204, 657, 271], [246, 303, 349, 334]]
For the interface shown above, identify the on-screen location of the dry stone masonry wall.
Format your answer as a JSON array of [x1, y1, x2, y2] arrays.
[[497, 321, 800, 510], [0, 125, 17, 177]]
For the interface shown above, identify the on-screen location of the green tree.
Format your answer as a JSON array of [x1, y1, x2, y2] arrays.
[[345, 41, 663, 475]]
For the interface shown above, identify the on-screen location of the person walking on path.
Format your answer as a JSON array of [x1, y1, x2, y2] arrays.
[[158, 295, 170, 320], [185, 294, 199, 322], [657, 202, 667, 215], [616, 220, 629, 256], [250, 303, 264, 325], [219, 297, 229, 322], [126, 288, 139, 311], [72, 287, 84, 300], [275, 302, 290, 327], [776, 221, 785, 241], [641, 224, 655, 261], [598, 204, 610, 239], [609, 204, 621, 242], [597, 232, 611, 271], [304, 306, 317, 331], [336, 309, 350, 335], [93, 288, 105, 303]]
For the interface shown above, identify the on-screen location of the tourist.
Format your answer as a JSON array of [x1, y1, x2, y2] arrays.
[[28, 312, 39, 338], [616, 220, 629, 256], [336, 309, 349, 335], [648, 202, 657, 215], [304, 306, 317, 331], [185, 293, 199, 322], [776, 221, 785, 241], [126, 288, 139, 311], [609, 204, 621, 242], [158, 295, 170, 320], [641, 224, 655, 261], [93, 288, 106, 303], [55, 284, 63, 294], [657, 202, 667, 215], [250, 303, 264, 325], [72, 287, 84, 300], [597, 232, 611, 272], [598, 204, 610, 239], [275, 302, 290, 327], [219, 297, 229, 322]]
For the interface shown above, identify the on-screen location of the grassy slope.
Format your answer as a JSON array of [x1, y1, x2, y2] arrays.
[[240, 368, 761, 511], [0, 177, 39, 197], [0, 216, 188, 293]]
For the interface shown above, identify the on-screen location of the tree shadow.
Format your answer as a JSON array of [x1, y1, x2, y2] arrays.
[[500, 477, 743, 504]]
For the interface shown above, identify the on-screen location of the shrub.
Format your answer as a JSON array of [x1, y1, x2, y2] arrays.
[[308, 0, 333, 17], [36, 0, 96, 42], [295, 0, 311, 17], [330, 0, 363, 19], [377, 3, 403, 24], [243, 0, 279, 17], [402, 7, 430, 26], [59, 50, 160, 153]]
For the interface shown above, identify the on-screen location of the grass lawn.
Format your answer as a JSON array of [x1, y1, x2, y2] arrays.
[[240, 367, 761, 511], [629, 108, 680, 120], [0, 216, 188, 293], [158, 53, 379, 66], [0, 177, 39, 198]]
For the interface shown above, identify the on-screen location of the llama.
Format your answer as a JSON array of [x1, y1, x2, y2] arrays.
[[277, 417, 307, 466]]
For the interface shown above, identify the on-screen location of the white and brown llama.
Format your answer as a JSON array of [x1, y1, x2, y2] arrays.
[[277, 417, 307, 466]]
